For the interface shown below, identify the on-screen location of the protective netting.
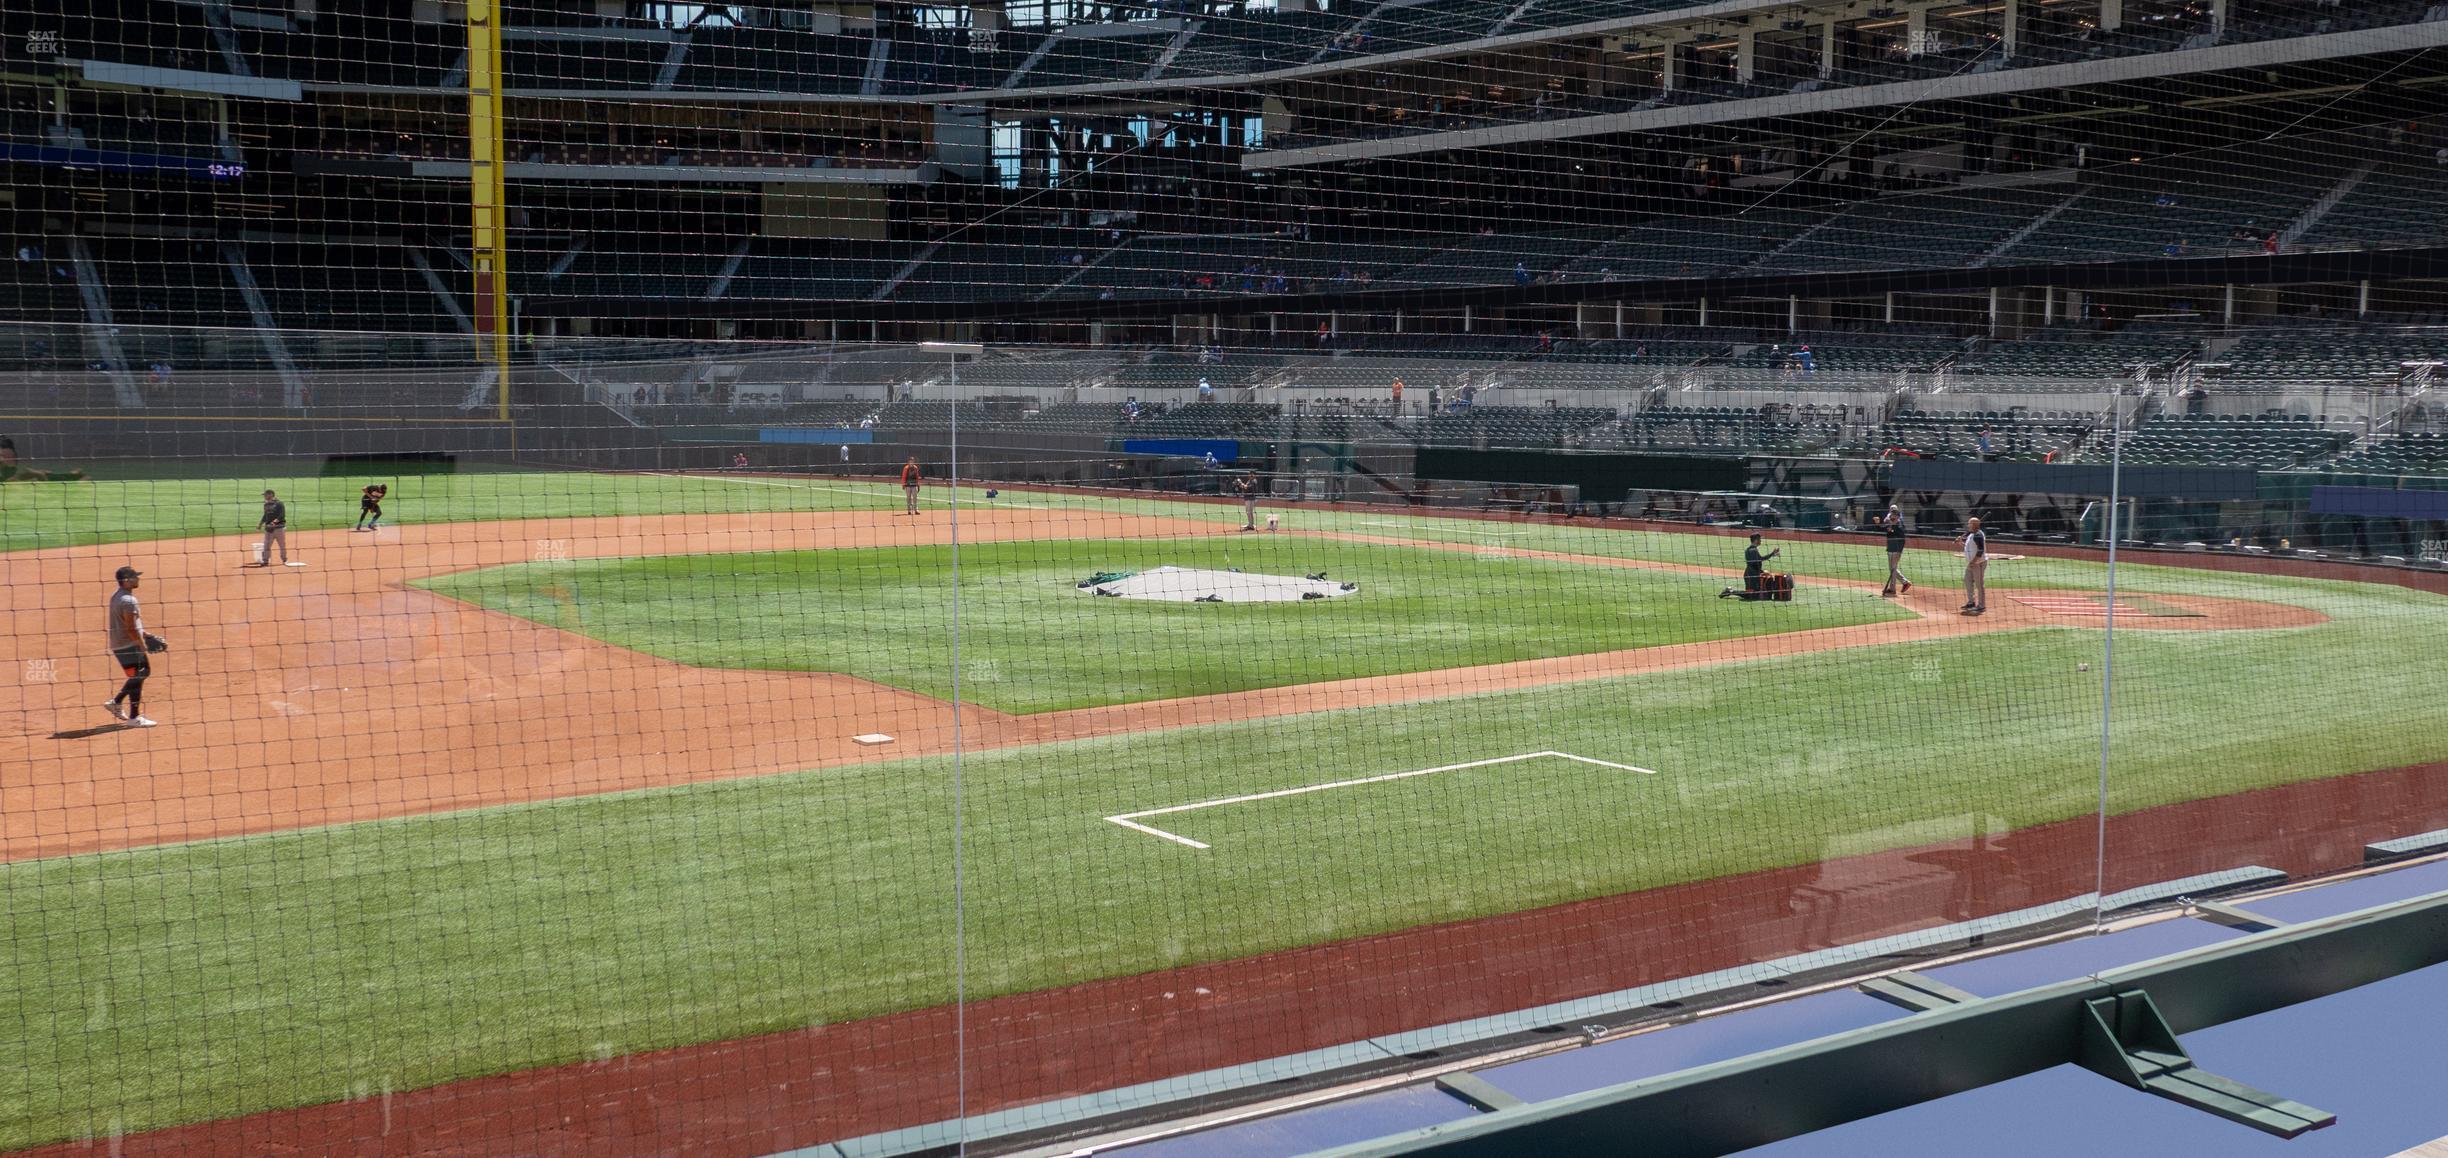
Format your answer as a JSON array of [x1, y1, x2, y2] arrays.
[[5, 3, 2448, 1156]]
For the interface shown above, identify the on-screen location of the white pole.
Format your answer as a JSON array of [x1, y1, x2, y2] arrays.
[[2094, 387, 2121, 915], [948, 345, 965, 1139]]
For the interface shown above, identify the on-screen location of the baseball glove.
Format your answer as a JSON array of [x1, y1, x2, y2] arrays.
[[143, 633, 168, 653]]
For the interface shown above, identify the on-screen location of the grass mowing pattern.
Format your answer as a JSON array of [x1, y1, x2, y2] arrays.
[[3, 567, 2441, 1148], [413, 537, 1911, 713]]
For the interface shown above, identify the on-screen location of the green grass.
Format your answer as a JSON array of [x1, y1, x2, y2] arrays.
[[3, 563, 2443, 1148], [413, 537, 1912, 713], [5, 480, 2447, 1147], [0, 470, 922, 552]]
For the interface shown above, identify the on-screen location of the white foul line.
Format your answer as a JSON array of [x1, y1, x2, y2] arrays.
[[1104, 750, 1657, 850], [654, 471, 1053, 509], [1356, 520, 1534, 538]]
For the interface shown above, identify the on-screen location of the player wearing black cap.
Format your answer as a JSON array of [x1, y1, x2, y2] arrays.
[[104, 565, 167, 727]]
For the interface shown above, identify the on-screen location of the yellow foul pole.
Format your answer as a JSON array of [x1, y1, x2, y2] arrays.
[[468, 0, 511, 423]]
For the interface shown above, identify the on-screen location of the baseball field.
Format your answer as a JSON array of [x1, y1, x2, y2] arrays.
[[1, 468, 2442, 1154]]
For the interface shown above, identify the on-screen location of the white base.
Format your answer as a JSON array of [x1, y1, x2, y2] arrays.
[[852, 733, 895, 746]]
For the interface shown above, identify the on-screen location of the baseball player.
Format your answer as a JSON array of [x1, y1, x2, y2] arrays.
[[1234, 473, 1259, 532], [1880, 505, 1913, 597], [103, 565, 165, 727], [252, 489, 289, 566], [1960, 517, 1989, 615], [901, 457, 922, 515], [354, 483, 387, 531]]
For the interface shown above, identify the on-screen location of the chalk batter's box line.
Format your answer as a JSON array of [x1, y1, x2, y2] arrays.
[[1105, 750, 1658, 850]]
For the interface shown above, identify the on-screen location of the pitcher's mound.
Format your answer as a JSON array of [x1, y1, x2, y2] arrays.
[[1078, 566, 1358, 603]]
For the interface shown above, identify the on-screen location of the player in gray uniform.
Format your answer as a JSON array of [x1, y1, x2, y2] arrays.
[[104, 565, 164, 727], [252, 489, 289, 566]]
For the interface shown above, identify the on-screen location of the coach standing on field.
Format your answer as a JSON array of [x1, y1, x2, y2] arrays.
[[1960, 516, 1989, 615], [900, 456, 922, 515], [251, 488, 289, 566], [1880, 505, 1913, 597]]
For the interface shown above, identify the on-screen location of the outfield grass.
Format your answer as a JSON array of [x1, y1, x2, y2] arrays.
[[0, 470, 917, 551], [414, 537, 1913, 713], [3, 557, 2442, 1148]]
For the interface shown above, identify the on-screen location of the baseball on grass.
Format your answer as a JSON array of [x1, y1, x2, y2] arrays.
[[2078, 663, 2091, 672]]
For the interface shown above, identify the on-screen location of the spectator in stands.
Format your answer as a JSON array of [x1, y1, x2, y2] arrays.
[[1390, 377, 1404, 414], [1198, 377, 1213, 402], [1976, 426, 1995, 460], [1513, 262, 1532, 286]]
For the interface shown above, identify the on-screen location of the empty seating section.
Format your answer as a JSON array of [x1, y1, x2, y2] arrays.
[[93, 238, 248, 331], [1998, 140, 2343, 265], [944, 358, 1116, 393], [1277, 357, 1453, 391], [2104, 413, 2353, 467], [670, 27, 869, 93], [1362, 0, 1520, 52], [1604, 405, 1838, 453], [895, 238, 1107, 301], [1728, 332, 1963, 372], [69, 0, 218, 73], [557, 244, 728, 301], [1508, 0, 1736, 32], [1380, 229, 1616, 287], [1766, 186, 2073, 274], [2300, 160, 2448, 250], [245, 242, 457, 332], [508, 36, 666, 88], [1002, 402, 1134, 432], [1562, 213, 1810, 281], [2212, 328, 2448, 388], [2327, 431, 2448, 475], [1952, 329, 2197, 380], [4, 239, 87, 325], [1414, 405, 1618, 445], [1129, 401, 1279, 435], [725, 239, 913, 302], [778, 400, 882, 425], [1526, 336, 1730, 366], [1066, 236, 1289, 296], [1850, 408, 2093, 460], [1017, 32, 1173, 87], [251, 17, 461, 85], [1114, 353, 1268, 392], [874, 400, 992, 427], [1168, 10, 1352, 74]]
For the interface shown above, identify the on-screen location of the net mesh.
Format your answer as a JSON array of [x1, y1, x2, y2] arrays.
[[4, 3, 2448, 1155]]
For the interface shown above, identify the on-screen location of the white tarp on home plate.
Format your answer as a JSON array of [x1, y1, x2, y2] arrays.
[[1077, 566, 1357, 603]]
